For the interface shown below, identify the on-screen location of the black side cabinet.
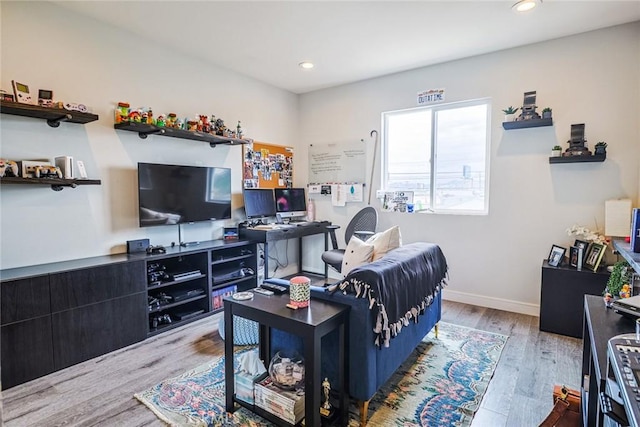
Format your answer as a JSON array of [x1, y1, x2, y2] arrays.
[[540, 260, 610, 338]]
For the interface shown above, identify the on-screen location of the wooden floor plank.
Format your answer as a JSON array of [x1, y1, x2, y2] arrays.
[[2, 302, 582, 426]]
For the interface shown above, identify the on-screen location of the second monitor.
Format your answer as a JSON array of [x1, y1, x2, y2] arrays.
[[275, 188, 307, 221]]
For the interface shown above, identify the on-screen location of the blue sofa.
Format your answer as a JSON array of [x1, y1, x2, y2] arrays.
[[265, 242, 448, 426]]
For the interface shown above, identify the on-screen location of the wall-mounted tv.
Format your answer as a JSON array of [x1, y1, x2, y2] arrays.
[[138, 163, 232, 227]]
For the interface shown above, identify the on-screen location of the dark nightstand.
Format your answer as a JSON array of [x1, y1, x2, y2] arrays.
[[540, 260, 610, 338]]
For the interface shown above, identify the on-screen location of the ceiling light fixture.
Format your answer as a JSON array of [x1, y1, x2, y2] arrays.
[[299, 61, 314, 69], [512, 0, 539, 13]]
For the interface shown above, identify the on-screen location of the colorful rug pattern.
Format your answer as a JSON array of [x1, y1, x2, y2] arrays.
[[135, 322, 507, 427]]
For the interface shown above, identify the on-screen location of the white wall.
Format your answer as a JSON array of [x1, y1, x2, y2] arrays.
[[298, 23, 640, 315], [0, 2, 299, 269], [2, 2, 639, 316]]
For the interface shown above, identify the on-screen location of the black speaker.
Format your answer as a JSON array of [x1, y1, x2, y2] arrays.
[[127, 238, 150, 254]]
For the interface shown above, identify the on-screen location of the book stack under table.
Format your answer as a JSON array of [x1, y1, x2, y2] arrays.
[[254, 376, 305, 425]]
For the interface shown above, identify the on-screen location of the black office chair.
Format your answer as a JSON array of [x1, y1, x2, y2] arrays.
[[321, 206, 378, 273]]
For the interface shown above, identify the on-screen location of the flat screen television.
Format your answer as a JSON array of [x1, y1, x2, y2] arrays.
[[243, 188, 276, 220], [137, 163, 232, 227], [274, 187, 307, 219]]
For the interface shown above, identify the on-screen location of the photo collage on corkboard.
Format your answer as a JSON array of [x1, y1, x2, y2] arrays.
[[243, 141, 293, 189]]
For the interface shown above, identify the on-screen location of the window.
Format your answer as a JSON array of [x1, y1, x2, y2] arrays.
[[382, 99, 490, 214]]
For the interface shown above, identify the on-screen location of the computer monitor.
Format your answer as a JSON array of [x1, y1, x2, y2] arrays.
[[274, 187, 307, 220], [243, 189, 276, 220]]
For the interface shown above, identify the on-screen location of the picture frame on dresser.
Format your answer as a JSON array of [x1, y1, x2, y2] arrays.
[[573, 240, 589, 262], [584, 243, 606, 272], [548, 244, 566, 267]]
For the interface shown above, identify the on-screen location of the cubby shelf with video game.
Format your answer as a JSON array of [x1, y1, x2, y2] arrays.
[[146, 252, 210, 337], [210, 245, 258, 313], [0, 100, 102, 191], [114, 121, 252, 148]]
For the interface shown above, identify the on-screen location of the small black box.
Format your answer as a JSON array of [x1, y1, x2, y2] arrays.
[[127, 238, 150, 254]]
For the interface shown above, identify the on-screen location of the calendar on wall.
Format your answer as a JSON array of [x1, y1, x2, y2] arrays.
[[242, 141, 294, 189]]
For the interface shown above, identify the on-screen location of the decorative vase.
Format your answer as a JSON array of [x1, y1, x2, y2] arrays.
[[268, 350, 305, 390], [595, 147, 606, 155], [551, 149, 562, 157], [504, 114, 515, 122], [543, 111, 552, 119], [289, 276, 310, 308]]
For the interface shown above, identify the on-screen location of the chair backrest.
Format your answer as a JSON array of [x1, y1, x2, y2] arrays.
[[344, 206, 378, 245]]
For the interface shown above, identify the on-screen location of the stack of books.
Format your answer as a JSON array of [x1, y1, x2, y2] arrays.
[[254, 376, 305, 424]]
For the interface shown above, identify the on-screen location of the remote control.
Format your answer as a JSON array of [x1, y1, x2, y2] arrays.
[[261, 283, 287, 294], [254, 287, 274, 296]]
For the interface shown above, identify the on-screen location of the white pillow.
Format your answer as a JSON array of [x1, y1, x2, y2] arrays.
[[341, 237, 374, 277], [367, 226, 402, 261]]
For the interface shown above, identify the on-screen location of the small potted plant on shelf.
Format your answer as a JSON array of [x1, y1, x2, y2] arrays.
[[502, 106, 518, 122], [603, 260, 631, 306], [594, 141, 607, 155], [542, 107, 552, 119], [551, 145, 563, 157]]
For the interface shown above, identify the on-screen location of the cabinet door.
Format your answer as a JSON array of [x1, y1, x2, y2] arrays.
[[1, 316, 54, 388], [50, 261, 146, 312], [1, 275, 50, 325], [52, 293, 147, 370]]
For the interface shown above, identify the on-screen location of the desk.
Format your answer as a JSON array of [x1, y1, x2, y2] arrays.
[[224, 292, 350, 427], [240, 221, 331, 280], [582, 295, 635, 426]]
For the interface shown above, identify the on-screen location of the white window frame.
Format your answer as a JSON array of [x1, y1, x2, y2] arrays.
[[381, 98, 491, 215]]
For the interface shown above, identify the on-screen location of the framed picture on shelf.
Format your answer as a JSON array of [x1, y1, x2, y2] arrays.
[[584, 243, 606, 272], [548, 244, 566, 267], [573, 240, 589, 261], [569, 246, 580, 268]]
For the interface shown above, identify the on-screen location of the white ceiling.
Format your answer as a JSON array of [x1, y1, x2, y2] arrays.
[[53, 1, 640, 94]]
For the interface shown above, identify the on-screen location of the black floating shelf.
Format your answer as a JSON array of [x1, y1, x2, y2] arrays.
[[502, 118, 553, 130], [114, 122, 251, 147], [0, 100, 99, 127], [549, 153, 606, 164], [0, 176, 101, 191]]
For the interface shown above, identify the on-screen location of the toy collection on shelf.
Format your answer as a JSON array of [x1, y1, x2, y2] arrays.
[[115, 102, 245, 139]]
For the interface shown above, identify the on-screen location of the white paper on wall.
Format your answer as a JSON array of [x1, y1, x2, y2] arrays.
[[331, 185, 346, 206], [345, 183, 364, 202]]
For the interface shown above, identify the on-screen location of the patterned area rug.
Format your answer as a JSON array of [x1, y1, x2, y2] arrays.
[[135, 322, 507, 427]]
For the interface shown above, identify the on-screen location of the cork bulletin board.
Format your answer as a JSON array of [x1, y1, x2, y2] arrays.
[[242, 141, 294, 189]]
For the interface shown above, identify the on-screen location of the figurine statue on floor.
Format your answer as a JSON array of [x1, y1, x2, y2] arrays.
[[320, 377, 334, 418]]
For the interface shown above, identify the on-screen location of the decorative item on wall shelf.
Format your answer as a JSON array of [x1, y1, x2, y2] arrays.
[[542, 107, 552, 119], [594, 141, 607, 155], [516, 90, 541, 121], [551, 145, 562, 157], [502, 106, 518, 122], [548, 124, 607, 163]]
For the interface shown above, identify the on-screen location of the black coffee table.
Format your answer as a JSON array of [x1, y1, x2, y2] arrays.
[[224, 290, 350, 427]]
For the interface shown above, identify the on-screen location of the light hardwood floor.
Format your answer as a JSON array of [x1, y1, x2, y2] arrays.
[[0, 300, 581, 426]]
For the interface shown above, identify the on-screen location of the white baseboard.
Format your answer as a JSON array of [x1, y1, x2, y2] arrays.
[[442, 289, 540, 317]]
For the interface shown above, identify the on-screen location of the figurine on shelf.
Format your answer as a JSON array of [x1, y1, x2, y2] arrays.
[[516, 91, 541, 121], [147, 108, 154, 125], [200, 115, 211, 133], [166, 113, 177, 128], [175, 117, 184, 130], [128, 109, 142, 123], [236, 121, 243, 138], [141, 110, 149, 124], [115, 102, 130, 123], [156, 114, 166, 127], [187, 120, 198, 132], [214, 117, 226, 136]]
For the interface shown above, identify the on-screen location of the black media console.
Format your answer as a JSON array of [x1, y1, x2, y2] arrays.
[[0, 239, 257, 389]]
